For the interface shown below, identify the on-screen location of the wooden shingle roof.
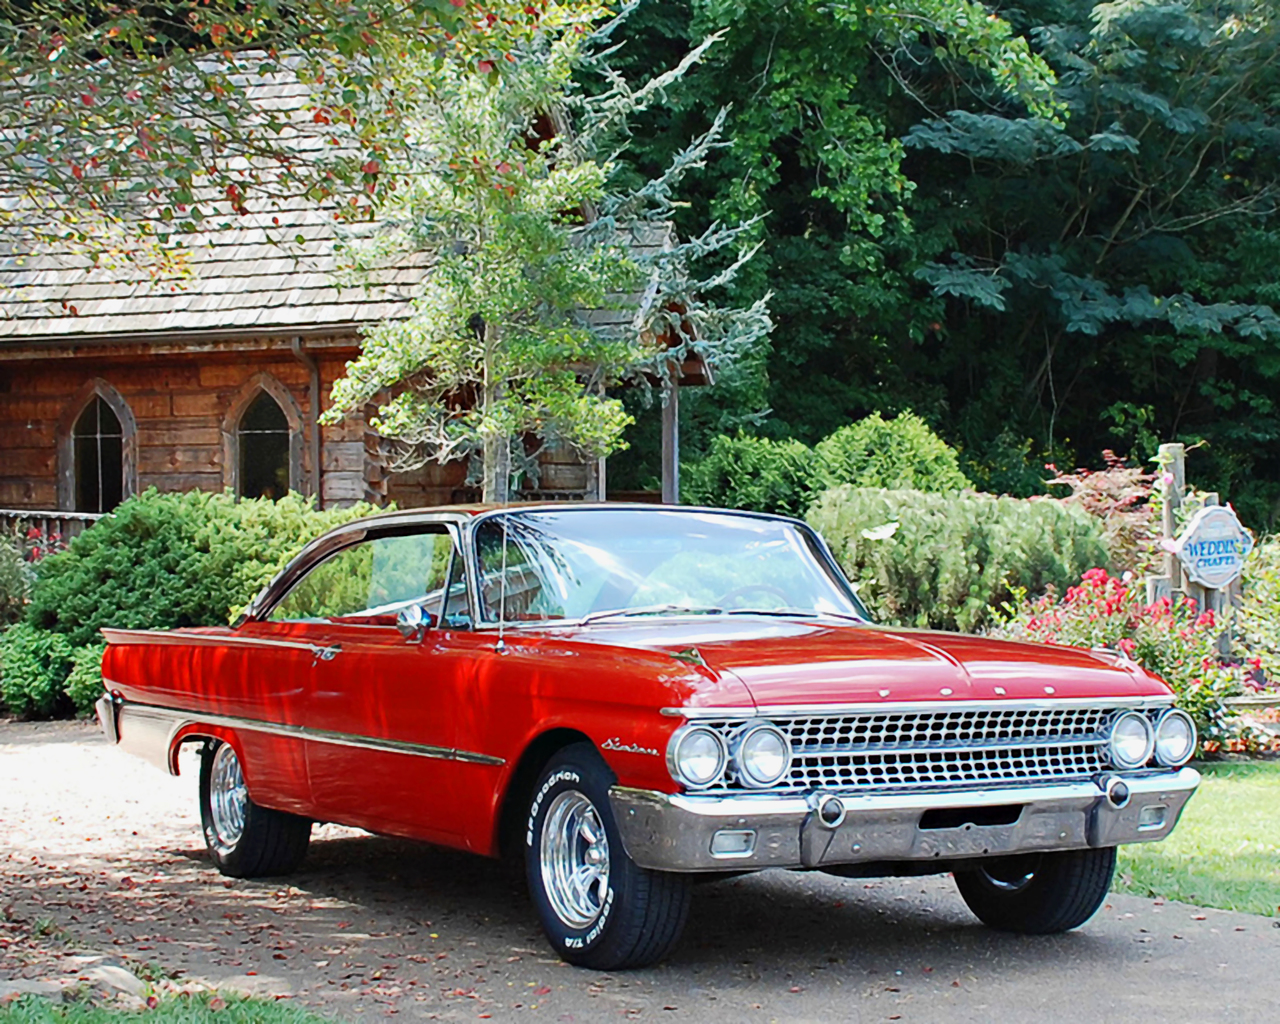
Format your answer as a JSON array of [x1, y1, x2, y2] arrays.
[[0, 210, 431, 341], [0, 58, 679, 350], [0, 69, 430, 343]]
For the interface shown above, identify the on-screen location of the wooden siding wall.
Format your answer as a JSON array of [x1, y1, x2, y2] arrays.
[[0, 340, 375, 510], [382, 436, 593, 508], [0, 339, 599, 513]]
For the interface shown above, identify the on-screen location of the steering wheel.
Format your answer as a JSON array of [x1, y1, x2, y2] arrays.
[[715, 583, 792, 609]]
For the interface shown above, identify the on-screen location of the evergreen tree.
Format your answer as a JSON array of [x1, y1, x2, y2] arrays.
[[325, 9, 770, 500]]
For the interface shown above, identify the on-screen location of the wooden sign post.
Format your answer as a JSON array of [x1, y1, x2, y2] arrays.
[[1147, 442, 1253, 657]]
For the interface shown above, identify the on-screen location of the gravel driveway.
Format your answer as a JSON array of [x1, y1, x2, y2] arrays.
[[3, 719, 1279, 1022]]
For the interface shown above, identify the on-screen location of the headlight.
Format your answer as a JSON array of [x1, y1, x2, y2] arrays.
[[1108, 711, 1155, 769], [1154, 709, 1197, 767], [735, 723, 792, 788], [668, 726, 728, 789]]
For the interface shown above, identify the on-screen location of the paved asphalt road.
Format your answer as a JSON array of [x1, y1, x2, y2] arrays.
[[2, 720, 1278, 1022]]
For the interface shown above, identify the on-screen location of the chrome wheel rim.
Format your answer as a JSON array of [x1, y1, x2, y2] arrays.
[[209, 743, 248, 855], [540, 790, 611, 930]]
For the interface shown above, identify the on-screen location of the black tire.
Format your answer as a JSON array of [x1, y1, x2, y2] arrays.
[[954, 847, 1117, 934], [198, 740, 311, 878], [525, 742, 691, 970]]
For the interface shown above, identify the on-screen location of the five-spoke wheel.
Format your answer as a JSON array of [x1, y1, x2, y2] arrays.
[[206, 741, 249, 857], [198, 739, 312, 878], [540, 791, 611, 929], [525, 743, 691, 969]]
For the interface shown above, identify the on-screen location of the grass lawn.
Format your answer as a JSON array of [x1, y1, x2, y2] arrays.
[[0, 995, 329, 1024], [1115, 758, 1280, 917]]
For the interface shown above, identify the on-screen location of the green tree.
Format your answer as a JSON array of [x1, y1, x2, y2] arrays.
[[0, 1, 579, 273], [903, 0, 1280, 516], [588, 0, 1058, 488], [326, 12, 770, 500]]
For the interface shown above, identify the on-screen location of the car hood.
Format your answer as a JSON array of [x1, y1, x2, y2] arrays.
[[558, 617, 1168, 708]]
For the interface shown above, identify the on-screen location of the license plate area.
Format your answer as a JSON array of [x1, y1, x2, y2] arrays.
[[918, 804, 1024, 830]]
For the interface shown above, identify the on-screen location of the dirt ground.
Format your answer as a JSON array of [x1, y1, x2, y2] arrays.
[[4, 719, 1280, 1022]]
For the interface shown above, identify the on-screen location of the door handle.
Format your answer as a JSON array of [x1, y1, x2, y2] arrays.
[[311, 643, 342, 661]]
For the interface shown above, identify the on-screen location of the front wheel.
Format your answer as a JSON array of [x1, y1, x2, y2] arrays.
[[525, 743, 691, 969], [199, 740, 311, 878], [954, 847, 1117, 934]]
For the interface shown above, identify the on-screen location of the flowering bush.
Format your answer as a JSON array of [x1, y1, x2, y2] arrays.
[[0, 533, 30, 627], [1045, 451, 1159, 576], [991, 567, 1253, 748]]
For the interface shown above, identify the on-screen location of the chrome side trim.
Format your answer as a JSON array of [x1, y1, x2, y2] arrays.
[[101, 629, 337, 658], [662, 695, 1174, 719], [111, 699, 505, 768]]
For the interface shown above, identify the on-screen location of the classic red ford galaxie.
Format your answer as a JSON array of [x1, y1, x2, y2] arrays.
[[97, 504, 1200, 969]]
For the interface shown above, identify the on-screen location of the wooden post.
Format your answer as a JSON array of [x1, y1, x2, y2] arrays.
[[1159, 442, 1185, 594], [660, 361, 679, 505]]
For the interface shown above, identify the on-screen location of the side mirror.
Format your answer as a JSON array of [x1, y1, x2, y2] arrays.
[[396, 604, 433, 642]]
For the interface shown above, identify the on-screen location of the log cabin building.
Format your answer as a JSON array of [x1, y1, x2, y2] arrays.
[[0, 198, 698, 523]]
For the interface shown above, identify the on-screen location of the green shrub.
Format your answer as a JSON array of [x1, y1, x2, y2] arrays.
[[64, 642, 108, 718], [681, 433, 824, 516], [1237, 535, 1280, 683], [1, 532, 32, 627], [816, 412, 971, 493], [0, 623, 75, 718], [808, 486, 1109, 632], [28, 489, 382, 648]]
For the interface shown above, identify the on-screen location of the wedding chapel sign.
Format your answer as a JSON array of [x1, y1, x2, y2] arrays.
[[1174, 504, 1254, 590]]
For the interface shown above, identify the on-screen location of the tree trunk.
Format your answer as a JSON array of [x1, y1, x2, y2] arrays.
[[479, 315, 510, 504], [482, 430, 511, 504]]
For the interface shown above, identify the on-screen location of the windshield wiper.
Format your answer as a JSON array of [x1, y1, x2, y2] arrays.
[[724, 608, 865, 623], [579, 603, 724, 625]]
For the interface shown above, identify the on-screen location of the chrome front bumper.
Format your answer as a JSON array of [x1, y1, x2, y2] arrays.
[[610, 768, 1200, 873]]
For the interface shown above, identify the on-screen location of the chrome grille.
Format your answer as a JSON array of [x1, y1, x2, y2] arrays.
[[699, 704, 1154, 794]]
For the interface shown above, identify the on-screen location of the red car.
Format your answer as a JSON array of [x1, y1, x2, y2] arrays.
[[97, 504, 1199, 969]]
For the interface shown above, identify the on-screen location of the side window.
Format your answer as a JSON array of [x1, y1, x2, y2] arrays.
[[268, 530, 466, 624], [474, 519, 569, 622]]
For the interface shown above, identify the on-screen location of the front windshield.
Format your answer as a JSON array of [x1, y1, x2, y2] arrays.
[[472, 508, 865, 626]]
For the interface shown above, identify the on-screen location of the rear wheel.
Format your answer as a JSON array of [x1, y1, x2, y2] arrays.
[[954, 847, 1116, 934], [525, 743, 691, 969], [199, 740, 311, 878]]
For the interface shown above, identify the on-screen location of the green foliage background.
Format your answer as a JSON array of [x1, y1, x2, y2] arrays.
[[808, 486, 1109, 632], [817, 413, 972, 493], [681, 433, 825, 517], [682, 412, 972, 515], [0, 624, 75, 718], [601, 0, 1280, 525]]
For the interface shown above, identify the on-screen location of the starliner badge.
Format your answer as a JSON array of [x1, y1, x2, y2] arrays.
[[602, 737, 659, 756]]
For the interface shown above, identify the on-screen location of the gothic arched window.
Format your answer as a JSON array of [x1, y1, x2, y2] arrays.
[[238, 391, 291, 499], [72, 396, 125, 513]]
